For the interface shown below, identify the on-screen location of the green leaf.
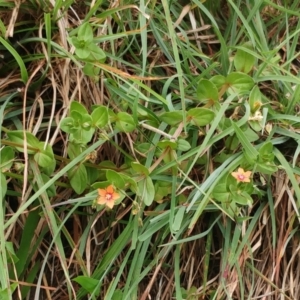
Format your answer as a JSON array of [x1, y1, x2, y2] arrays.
[[111, 289, 123, 300], [60, 117, 76, 134], [70, 36, 85, 49], [176, 139, 191, 151], [234, 43, 256, 74], [70, 101, 88, 115], [92, 181, 111, 190], [243, 182, 254, 195], [34, 143, 54, 168], [157, 140, 177, 150], [138, 176, 155, 206], [70, 111, 83, 123], [226, 72, 254, 95], [15, 209, 40, 277], [196, 79, 219, 103], [106, 170, 125, 189], [225, 134, 239, 150], [7, 131, 40, 154], [0, 37, 28, 83], [83, 62, 101, 77], [78, 23, 94, 43], [67, 142, 85, 160], [71, 127, 95, 144], [212, 183, 230, 202], [131, 162, 149, 176], [172, 206, 186, 232], [249, 85, 262, 113], [75, 45, 91, 60], [256, 162, 278, 175], [86, 166, 99, 185], [41, 158, 56, 176], [73, 276, 99, 294], [68, 164, 88, 194], [32, 173, 56, 197], [258, 142, 274, 162], [187, 286, 198, 300], [159, 111, 183, 126], [86, 43, 106, 61], [135, 142, 152, 154], [80, 114, 93, 131], [214, 152, 232, 163], [117, 172, 137, 192], [0, 173, 7, 200], [243, 127, 259, 142], [232, 122, 258, 162], [232, 191, 253, 206], [115, 112, 136, 133], [210, 75, 226, 91], [249, 120, 263, 132], [154, 181, 171, 201], [91, 106, 109, 128], [40, 174, 56, 197], [99, 160, 117, 169], [0, 147, 14, 172], [34, 151, 52, 168], [187, 108, 215, 127]]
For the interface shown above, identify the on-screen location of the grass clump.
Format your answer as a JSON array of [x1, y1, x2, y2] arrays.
[[1, 0, 300, 299]]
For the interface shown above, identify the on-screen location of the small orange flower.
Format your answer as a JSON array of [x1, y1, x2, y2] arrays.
[[231, 168, 252, 183], [97, 185, 120, 209]]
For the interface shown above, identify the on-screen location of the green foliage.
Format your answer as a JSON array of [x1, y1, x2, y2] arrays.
[[1, 0, 300, 299], [196, 79, 219, 103], [68, 22, 106, 78], [115, 112, 136, 133], [234, 43, 256, 74], [73, 276, 100, 295]]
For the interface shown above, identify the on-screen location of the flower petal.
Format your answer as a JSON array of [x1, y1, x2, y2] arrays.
[[97, 196, 106, 205], [231, 172, 239, 179], [244, 171, 252, 177], [106, 185, 114, 194], [98, 189, 106, 197], [237, 168, 244, 174], [112, 192, 120, 200], [106, 200, 114, 209]]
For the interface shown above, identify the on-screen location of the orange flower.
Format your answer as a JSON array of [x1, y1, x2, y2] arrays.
[[97, 185, 120, 209], [231, 168, 252, 183]]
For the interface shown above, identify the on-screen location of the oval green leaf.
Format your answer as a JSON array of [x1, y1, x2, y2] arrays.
[[226, 72, 254, 94], [70, 101, 88, 115], [234, 43, 256, 74], [7, 131, 39, 154], [131, 162, 149, 176], [196, 79, 218, 103], [73, 276, 99, 294], [106, 169, 125, 189], [78, 23, 94, 43], [0, 146, 14, 172], [34, 143, 54, 168], [60, 117, 75, 134], [187, 108, 215, 127], [91, 106, 108, 128], [159, 111, 183, 126], [115, 112, 136, 133], [176, 139, 191, 151], [157, 140, 177, 150], [68, 164, 88, 194], [249, 85, 262, 113], [138, 176, 155, 206]]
